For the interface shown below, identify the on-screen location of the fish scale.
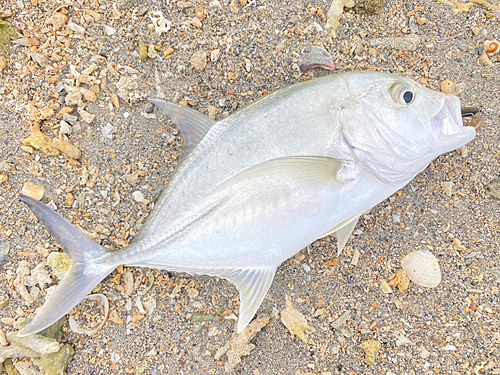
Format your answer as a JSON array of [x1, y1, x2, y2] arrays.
[[18, 71, 475, 337]]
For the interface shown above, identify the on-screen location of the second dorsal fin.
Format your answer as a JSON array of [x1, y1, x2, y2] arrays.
[[150, 98, 215, 160]]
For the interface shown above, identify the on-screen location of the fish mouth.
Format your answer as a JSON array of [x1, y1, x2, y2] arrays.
[[430, 94, 476, 144]]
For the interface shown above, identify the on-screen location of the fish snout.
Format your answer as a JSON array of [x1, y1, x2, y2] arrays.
[[430, 94, 476, 148]]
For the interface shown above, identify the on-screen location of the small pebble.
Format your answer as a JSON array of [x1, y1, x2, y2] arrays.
[[52, 138, 81, 159], [65, 91, 82, 106], [110, 353, 120, 363], [442, 181, 453, 197], [105, 25, 116, 36], [76, 108, 95, 124], [192, 324, 203, 334], [210, 49, 220, 62], [63, 113, 78, 124], [0, 56, 7, 72], [190, 50, 208, 71], [21, 181, 45, 200], [102, 124, 114, 139], [84, 90, 97, 102], [132, 191, 144, 202], [66, 193, 75, 207], [479, 53, 493, 66], [420, 347, 431, 359], [59, 121, 72, 135]]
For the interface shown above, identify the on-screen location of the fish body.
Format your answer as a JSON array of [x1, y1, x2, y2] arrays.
[[18, 71, 475, 336]]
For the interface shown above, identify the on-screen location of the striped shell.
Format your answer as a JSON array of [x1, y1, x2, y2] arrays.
[[484, 40, 499, 54], [401, 249, 441, 288]]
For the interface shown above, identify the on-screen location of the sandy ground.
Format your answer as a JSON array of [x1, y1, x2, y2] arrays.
[[0, 0, 499, 374]]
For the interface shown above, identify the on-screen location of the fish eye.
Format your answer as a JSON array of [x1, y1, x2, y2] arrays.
[[389, 83, 416, 106]]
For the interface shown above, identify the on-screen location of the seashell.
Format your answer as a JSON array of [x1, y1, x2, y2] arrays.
[[440, 79, 456, 95], [69, 294, 109, 335], [298, 46, 335, 73], [483, 40, 499, 54], [401, 249, 441, 288]]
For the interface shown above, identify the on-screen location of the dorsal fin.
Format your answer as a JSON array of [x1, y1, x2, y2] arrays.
[[150, 98, 215, 160]]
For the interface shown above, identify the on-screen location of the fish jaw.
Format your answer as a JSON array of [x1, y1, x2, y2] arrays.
[[429, 94, 476, 150]]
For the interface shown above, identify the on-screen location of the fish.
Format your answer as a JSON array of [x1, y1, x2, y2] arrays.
[[17, 71, 476, 337]]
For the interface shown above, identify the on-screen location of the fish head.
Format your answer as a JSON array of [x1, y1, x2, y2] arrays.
[[338, 72, 476, 183]]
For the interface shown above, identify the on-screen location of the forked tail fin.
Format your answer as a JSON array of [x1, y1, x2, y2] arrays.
[[17, 195, 115, 337]]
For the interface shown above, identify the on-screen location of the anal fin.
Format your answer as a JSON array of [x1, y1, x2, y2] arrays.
[[221, 267, 276, 333], [132, 261, 276, 333]]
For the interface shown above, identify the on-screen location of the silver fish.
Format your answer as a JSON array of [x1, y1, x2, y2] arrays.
[[18, 71, 476, 337]]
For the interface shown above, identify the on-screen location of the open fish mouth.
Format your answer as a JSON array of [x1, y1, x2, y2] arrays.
[[430, 94, 476, 146], [432, 95, 463, 136]]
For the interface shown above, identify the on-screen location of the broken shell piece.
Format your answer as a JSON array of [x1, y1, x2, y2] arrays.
[[298, 46, 335, 73], [465, 111, 485, 131], [137, 269, 154, 295], [69, 294, 109, 335], [401, 249, 441, 288], [210, 48, 220, 62], [150, 11, 171, 35]]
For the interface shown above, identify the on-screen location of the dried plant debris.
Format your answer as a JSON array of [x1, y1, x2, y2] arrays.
[[224, 316, 270, 372], [0, 20, 19, 57], [298, 46, 335, 73], [280, 295, 313, 343], [368, 34, 420, 51], [438, 0, 500, 13], [437, 0, 474, 13], [0, 318, 74, 375], [325, 0, 355, 38], [139, 38, 148, 61], [47, 252, 71, 279], [354, 0, 386, 15], [331, 310, 353, 337], [359, 339, 381, 366], [387, 269, 411, 293]]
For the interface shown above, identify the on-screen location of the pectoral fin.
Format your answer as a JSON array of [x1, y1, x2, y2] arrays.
[[150, 98, 215, 160], [212, 156, 358, 195]]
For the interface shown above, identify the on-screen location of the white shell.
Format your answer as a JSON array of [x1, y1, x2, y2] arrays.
[[69, 294, 109, 335], [401, 249, 441, 288]]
